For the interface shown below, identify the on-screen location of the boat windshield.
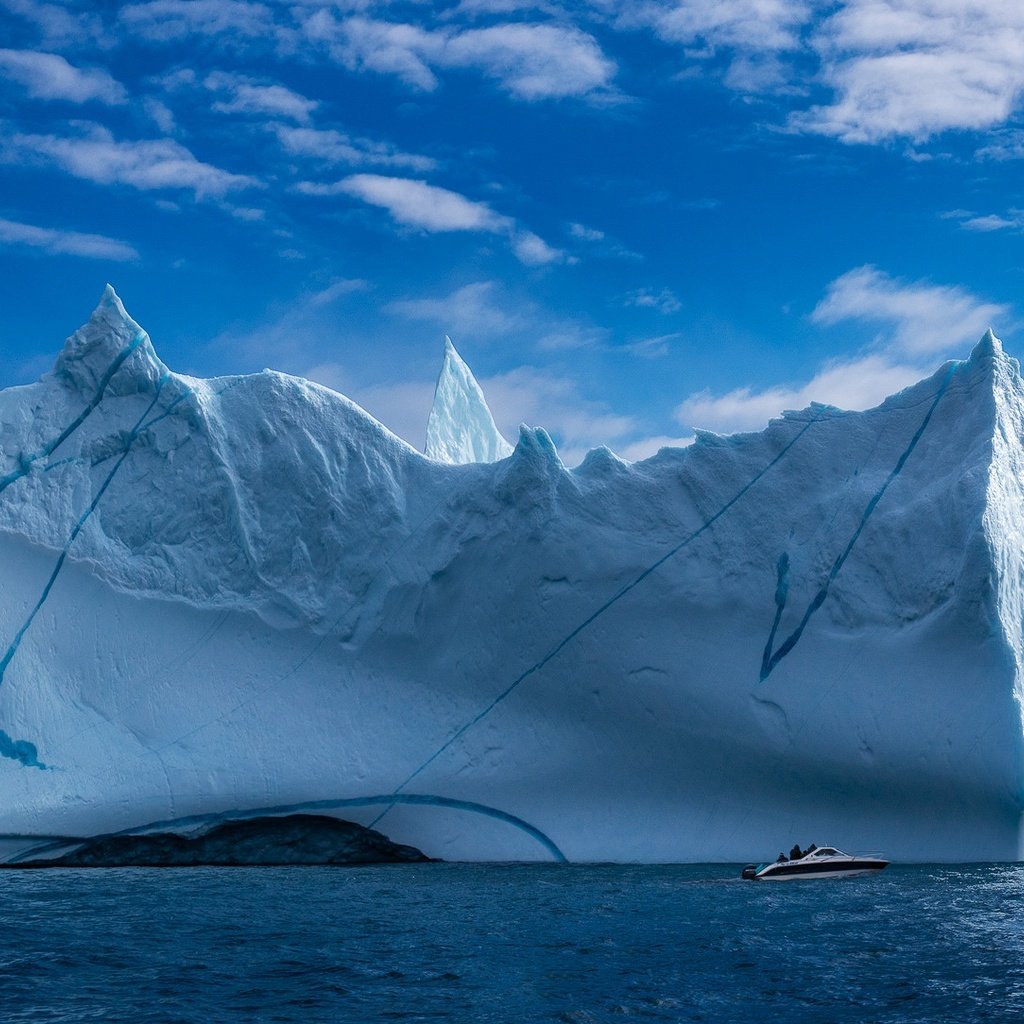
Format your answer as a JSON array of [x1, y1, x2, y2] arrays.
[[813, 848, 841, 857]]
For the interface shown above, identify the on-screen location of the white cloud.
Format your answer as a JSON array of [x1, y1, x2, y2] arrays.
[[274, 125, 436, 171], [794, 1, 1024, 143], [0, 216, 138, 261], [569, 222, 604, 241], [204, 72, 318, 123], [0, 49, 126, 104], [142, 96, 176, 133], [302, 173, 559, 265], [624, 332, 681, 358], [628, 0, 814, 55], [301, 14, 616, 100], [2, 0, 108, 49], [344, 378, 438, 449], [672, 263, 1011, 435], [119, 0, 279, 43], [442, 23, 616, 100], [512, 230, 564, 265], [386, 280, 523, 339], [308, 278, 370, 306], [333, 173, 512, 232], [675, 354, 924, 434], [811, 264, 1009, 355], [625, 286, 682, 314], [2, 123, 260, 199], [482, 365, 636, 465], [954, 210, 1024, 233], [616, 433, 695, 461]]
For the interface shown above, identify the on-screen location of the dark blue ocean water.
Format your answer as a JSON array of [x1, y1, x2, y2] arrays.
[[2, 863, 1023, 1023]]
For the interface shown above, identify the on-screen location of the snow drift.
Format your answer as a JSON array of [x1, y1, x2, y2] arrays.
[[0, 286, 1021, 862]]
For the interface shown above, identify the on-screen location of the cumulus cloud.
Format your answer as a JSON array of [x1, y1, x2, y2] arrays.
[[0, 49, 126, 104], [615, 1, 1024, 145], [301, 13, 616, 100], [0, 216, 138, 261], [793, 1, 1024, 143], [511, 230, 564, 265], [1, 123, 260, 199], [673, 265, 1010, 435]]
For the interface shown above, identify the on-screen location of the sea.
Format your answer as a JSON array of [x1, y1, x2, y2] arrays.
[[1, 862, 1022, 1023]]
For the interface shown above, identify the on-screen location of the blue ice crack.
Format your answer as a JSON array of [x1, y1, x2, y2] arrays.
[[0, 330, 147, 496], [367, 415, 820, 829], [0, 374, 171, 769], [759, 365, 955, 682]]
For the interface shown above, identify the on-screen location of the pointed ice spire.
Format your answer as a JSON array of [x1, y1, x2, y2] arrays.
[[425, 337, 514, 464], [52, 284, 167, 393]]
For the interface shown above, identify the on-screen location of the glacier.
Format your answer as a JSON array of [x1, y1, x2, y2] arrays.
[[0, 285, 1022, 862], [425, 336, 513, 464]]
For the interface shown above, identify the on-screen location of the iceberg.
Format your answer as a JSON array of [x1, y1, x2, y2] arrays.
[[0, 287, 1021, 863], [425, 336, 513, 464]]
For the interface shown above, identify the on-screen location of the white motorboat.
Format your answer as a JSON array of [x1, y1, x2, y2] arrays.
[[741, 846, 888, 881]]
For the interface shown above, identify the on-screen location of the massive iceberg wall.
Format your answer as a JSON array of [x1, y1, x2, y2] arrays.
[[0, 287, 1020, 862]]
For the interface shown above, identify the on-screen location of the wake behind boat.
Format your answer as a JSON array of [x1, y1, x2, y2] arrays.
[[741, 846, 888, 881]]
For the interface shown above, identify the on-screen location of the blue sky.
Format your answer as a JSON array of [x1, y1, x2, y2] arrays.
[[1, 0, 1023, 463]]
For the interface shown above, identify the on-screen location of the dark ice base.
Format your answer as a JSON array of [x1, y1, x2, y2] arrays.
[[3, 814, 431, 867]]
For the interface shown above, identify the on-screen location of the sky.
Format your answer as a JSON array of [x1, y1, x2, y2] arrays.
[[1, 0, 1023, 464]]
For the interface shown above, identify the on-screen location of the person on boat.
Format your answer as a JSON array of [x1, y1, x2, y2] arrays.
[[777, 852, 788, 862], [806, 843, 818, 855], [790, 843, 803, 860]]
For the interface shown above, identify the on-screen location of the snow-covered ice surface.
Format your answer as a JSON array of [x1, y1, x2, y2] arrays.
[[0, 286, 1021, 862], [425, 337, 513, 464]]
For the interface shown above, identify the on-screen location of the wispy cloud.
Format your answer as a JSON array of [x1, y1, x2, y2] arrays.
[[0, 49, 126, 104], [0, 216, 138, 261], [949, 208, 1024, 233], [300, 173, 563, 265], [675, 353, 924, 434], [274, 125, 436, 172], [625, 286, 682, 314], [386, 280, 523, 339], [482, 365, 636, 465], [302, 14, 617, 101], [2, 0, 108, 49], [2, 123, 260, 199], [204, 71, 317, 122], [325, 174, 512, 231], [810, 264, 1009, 355], [118, 0, 280, 45], [674, 265, 1011, 435]]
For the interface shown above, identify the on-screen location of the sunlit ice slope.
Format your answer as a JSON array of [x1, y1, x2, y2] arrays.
[[0, 287, 1021, 862]]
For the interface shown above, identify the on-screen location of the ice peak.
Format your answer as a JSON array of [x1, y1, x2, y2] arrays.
[[425, 337, 513, 464], [52, 285, 168, 395], [971, 328, 1003, 363]]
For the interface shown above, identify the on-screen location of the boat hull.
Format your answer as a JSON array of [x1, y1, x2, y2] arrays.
[[751, 859, 888, 881]]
